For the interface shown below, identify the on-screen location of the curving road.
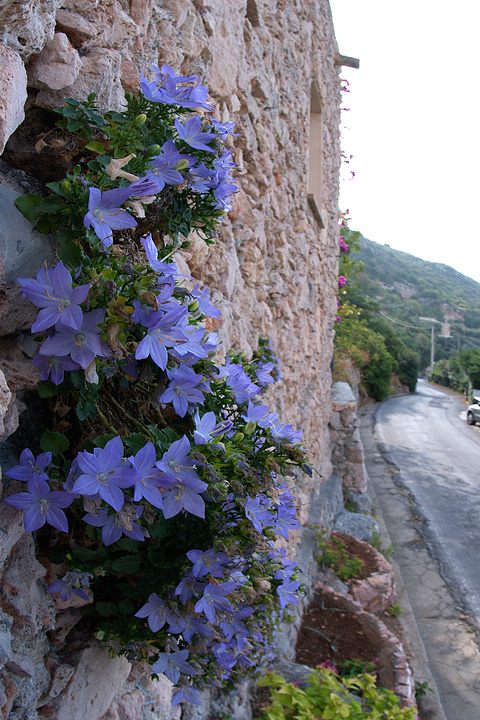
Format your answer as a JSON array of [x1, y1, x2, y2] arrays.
[[365, 379, 480, 720], [375, 379, 480, 625]]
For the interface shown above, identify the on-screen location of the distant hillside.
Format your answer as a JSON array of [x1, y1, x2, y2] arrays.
[[350, 237, 480, 360]]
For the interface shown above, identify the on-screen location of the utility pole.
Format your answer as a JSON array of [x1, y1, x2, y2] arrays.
[[419, 317, 442, 376]]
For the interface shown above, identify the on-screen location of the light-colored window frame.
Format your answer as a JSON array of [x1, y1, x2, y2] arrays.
[[307, 79, 327, 229]]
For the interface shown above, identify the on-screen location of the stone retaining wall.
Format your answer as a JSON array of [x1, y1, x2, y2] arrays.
[[0, 1, 343, 717], [329, 381, 368, 495]]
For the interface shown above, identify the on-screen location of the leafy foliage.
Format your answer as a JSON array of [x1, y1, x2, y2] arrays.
[[314, 529, 365, 581], [5, 68, 307, 706], [334, 222, 418, 399], [254, 668, 418, 720]]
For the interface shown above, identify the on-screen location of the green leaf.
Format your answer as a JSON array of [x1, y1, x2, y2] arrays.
[[40, 429, 69, 455], [148, 520, 171, 539], [73, 547, 97, 562], [14, 193, 42, 222], [58, 239, 82, 267], [116, 538, 141, 552], [93, 434, 116, 449], [85, 141, 105, 153], [122, 433, 147, 454], [96, 602, 117, 617], [76, 400, 97, 421], [61, 106, 78, 118], [111, 556, 141, 574], [38, 381, 60, 398], [119, 598, 134, 616]]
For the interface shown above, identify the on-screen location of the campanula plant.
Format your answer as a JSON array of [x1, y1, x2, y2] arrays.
[[5, 65, 309, 707]]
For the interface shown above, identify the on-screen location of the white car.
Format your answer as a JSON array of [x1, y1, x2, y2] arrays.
[[467, 394, 480, 425]]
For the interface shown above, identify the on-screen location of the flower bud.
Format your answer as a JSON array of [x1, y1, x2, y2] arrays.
[[175, 159, 190, 171], [61, 180, 71, 192], [188, 300, 199, 313], [148, 144, 161, 155], [244, 421, 255, 435], [134, 113, 147, 126], [233, 432, 245, 442]]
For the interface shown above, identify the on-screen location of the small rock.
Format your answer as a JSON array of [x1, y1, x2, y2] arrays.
[[6, 652, 35, 678], [334, 510, 379, 542], [55, 8, 98, 46], [0, 45, 27, 155], [28, 32, 82, 90]]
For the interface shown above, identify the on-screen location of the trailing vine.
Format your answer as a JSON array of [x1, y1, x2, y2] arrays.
[[4, 66, 309, 706]]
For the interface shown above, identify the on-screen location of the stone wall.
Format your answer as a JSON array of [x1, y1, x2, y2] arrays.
[[329, 381, 368, 495], [0, 1, 342, 717]]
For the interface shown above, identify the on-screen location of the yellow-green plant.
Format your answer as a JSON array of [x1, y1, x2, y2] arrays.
[[254, 668, 418, 720], [315, 530, 365, 581]]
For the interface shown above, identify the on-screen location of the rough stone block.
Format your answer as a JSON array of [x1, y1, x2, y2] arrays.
[[0, 611, 12, 665], [48, 645, 131, 720], [35, 47, 125, 112], [329, 410, 342, 429], [333, 510, 379, 542], [0, 0, 57, 61], [55, 8, 98, 46], [0, 369, 12, 438], [0, 46, 27, 155], [0, 185, 54, 283], [340, 407, 356, 426], [344, 441, 365, 465], [28, 32, 82, 90], [331, 381, 356, 410]]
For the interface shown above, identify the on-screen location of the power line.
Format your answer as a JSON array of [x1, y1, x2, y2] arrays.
[[379, 311, 430, 330]]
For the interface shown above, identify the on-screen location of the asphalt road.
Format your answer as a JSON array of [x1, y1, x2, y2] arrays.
[[376, 379, 480, 625], [360, 380, 480, 720]]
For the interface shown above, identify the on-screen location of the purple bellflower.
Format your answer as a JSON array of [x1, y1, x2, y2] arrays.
[[33, 353, 80, 384], [134, 306, 189, 370], [161, 478, 208, 519], [174, 115, 217, 153], [129, 442, 173, 508], [156, 436, 202, 485], [140, 234, 179, 277], [194, 582, 236, 623], [225, 364, 261, 403], [172, 685, 202, 707], [188, 162, 213, 194], [168, 322, 208, 363], [159, 367, 205, 418], [84, 186, 137, 246], [255, 362, 276, 386], [73, 436, 137, 511], [180, 612, 212, 645], [273, 506, 300, 541], [83, 505, 144, 545], [145, 140, 186, 192], [186, 548, 229, 578], [18, 262, 91, 332], [193, 410, 232, 445], [152, 649, 198, 685], [277, 579, 300, 610], [5, 477, 73, 533], [245, 495, 274, 533], [39, 309, 110, 369], [175, 574, 201, 605], [5, 448, 52, 483], [47, 570, 93, 601], [141, 64, 212, 110], [190, 284, 222, 319], [156, 436, 207, 519], [244, 400, 269, 424], [210, 118, 239, 136], [135, 593, 178, 633]]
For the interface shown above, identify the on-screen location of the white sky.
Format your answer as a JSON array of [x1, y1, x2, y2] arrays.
[[329, 0, 480, 284]]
